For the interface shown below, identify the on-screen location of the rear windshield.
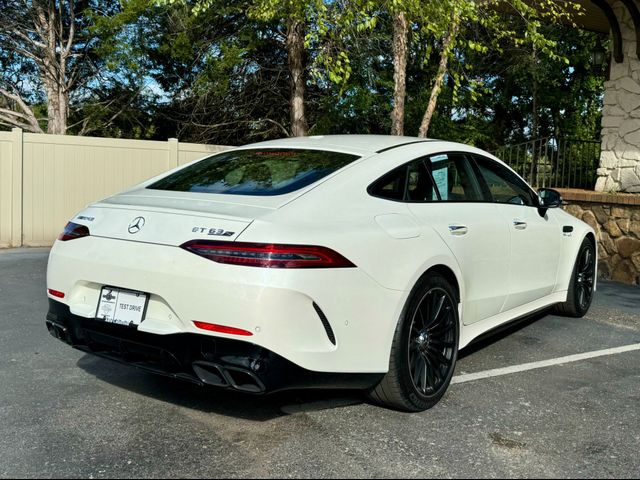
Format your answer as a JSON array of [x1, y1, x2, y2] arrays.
[[148, 148, 360, 196]]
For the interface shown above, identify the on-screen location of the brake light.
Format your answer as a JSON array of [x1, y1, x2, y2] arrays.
[[193, 321, 253, 336], [180, 240, 356, 269], [48, 289, 65, 298], [58, 222, 90, 241]]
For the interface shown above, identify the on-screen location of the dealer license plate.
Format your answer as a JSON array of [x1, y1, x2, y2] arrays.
[[96, 287, 149, 326]]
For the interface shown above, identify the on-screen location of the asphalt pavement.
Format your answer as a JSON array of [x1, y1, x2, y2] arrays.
[[1, 248, 639, 478]]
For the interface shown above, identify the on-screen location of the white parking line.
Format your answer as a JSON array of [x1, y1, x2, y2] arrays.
[[452, 343, 640, 385]]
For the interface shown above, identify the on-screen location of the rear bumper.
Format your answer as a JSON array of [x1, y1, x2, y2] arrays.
[[46, 299, 383, 394], [47, 236, 405, 373]]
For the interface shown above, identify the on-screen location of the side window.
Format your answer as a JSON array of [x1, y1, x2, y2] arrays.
[[368, 165, 407, 201], [406, 160, 436, 202], [368, 159, 435, 202], [474, 155, 535, 206], [427, 153, 483, 202]]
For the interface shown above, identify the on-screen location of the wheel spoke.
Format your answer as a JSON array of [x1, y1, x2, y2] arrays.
[[421, 357, 428, 392], [412, 354, 422, 383], [580, 247, 594, 274], [425, 358, 437, 390], [428, 317, 453, 336], [416, 306, 427, 330], [427, 354, 442, 385], [426, 294, 445, 329], [409, 350, 417, 371], [428, 347, 450, 365], [430, 339, 455, 348], [411, 321, 421, 334]]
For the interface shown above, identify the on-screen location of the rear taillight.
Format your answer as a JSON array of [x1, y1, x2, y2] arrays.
[[58, 222, 90, 241], [48, 289, 65, 298], [180, 240, 356, 269]]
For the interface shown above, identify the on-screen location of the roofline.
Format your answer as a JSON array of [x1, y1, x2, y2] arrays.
[[375, 139, 435, 154]]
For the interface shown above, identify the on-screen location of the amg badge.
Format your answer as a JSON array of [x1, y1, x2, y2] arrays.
[[192, 227, 235, 237]]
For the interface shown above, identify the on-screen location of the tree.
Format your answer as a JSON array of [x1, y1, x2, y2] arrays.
[[416, 0, 581, 138], [0, 0, 602, 147], [308, 0, 580, 139], [143, 0, 291, 143], [412, 20, 606, 150], [0, 0, 151, 136], [0, 1, 100, 133], [249, 0, 310, 136], [390, 9, 408, 136], [417, 9, 460, 138], [162, 0, 314, 137]]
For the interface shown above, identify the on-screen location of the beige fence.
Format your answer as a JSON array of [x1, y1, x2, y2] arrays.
[[0, 128, 230, 247]]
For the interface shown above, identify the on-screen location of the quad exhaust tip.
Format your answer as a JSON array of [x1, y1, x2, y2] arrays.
[[46, 319, 69, 343], [45, 314, 266, 394], [192, 361, 266, 393]]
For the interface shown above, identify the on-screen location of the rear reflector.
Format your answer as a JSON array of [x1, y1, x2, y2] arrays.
[[181, 240, 356, 269], [58, 222, 90, 241], [48, 289, 65, 298], [193, 321, 253, 337]]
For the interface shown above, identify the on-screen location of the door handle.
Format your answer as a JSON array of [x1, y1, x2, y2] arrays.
[[449, 224, 468, 236], [513, 220, 528, 230]]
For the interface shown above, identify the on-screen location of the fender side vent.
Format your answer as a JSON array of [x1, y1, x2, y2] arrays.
[[312, 302, 336, 345]]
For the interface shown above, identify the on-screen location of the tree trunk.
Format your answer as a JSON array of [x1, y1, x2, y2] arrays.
[[42, 0, 67, 135], [418, 17, 460, 138], [0, 0, 76, 135], [530, 72, 539, 186], [50, 93, 68, 135], [44, 83, 68, 135], [286, 17, 307, 137], [390, 11, 408, 136]]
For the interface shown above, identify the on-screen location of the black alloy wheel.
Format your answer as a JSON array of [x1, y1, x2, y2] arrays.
[[368, 273, 459, 412], [408, 288, 457, 396], [575, 243, 596, 311], [555, 237, 596, 318]]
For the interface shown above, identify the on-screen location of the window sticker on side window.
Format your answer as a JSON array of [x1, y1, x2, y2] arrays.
[[430, 155, 449, 201]]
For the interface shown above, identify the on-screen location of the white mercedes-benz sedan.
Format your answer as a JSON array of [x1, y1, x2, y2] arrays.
[[46, 135, 596, 411]]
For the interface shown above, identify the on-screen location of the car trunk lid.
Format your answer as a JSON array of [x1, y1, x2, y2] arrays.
[[72, 189, 284, 246]]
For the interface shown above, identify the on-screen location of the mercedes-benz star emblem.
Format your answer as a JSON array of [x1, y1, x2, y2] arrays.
[[128, 216, 146, 234], [102, 289, 116, 301]]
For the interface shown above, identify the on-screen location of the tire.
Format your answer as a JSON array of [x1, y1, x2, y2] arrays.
[[554, 237, 596, 318], [368, 273, 460, 412]]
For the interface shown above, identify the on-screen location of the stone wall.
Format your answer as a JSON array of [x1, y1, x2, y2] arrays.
[[596, 0, 640, 194], [560, 189, 640, 285]]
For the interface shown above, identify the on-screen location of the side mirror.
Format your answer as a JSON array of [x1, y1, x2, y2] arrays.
[[538, 188, 563, 209]]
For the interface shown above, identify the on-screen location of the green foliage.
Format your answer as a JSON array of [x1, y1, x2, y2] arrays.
[[0, 0, 606, 149]]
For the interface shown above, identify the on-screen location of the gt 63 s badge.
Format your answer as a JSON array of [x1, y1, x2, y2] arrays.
[[192, 227, 235, 237]]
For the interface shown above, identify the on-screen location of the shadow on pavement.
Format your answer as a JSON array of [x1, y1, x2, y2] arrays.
[[76, 354, 365, 421], [76, 310, 559, 418]]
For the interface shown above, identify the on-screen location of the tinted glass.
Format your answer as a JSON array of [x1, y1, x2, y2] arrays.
[[428, 153, 483, 202], [148, 149, 360, 196], [474, 155, 535, 206], [407, 160, 437, 202], [368, 165, 407, 201], [369, 159, 436, 202]]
